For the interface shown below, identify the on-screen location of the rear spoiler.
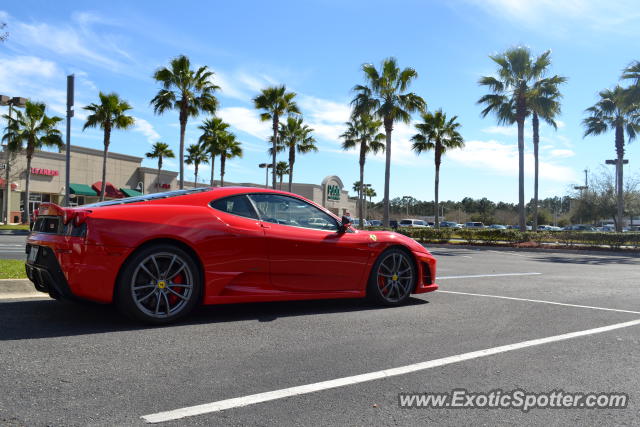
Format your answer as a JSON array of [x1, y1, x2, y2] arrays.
[[36, 203, 93, 226]]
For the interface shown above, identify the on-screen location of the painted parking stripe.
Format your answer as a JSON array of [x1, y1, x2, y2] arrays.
[[141, 318, 640, 423], [438, 272, 541, 280], [438, 290, 640, 315]]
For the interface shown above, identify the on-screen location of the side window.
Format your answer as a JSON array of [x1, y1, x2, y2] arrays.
[[210, 195, 258, 219], [249, 194, 338, 231]]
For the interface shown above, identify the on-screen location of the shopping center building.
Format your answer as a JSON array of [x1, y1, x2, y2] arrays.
[[0, 146, 356, 222]]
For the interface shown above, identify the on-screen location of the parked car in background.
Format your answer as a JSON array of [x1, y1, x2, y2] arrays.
[[351, 218, 371, 227], [390, 220, 398, 229], [399, 219, 429, 228], [488, 224, 506, 229], [369, 220, 382, 227], [440, 221, 461, 228], [564, 224, 597, 231], [464, 222, 485, 229], [538, 225, 562, 231]]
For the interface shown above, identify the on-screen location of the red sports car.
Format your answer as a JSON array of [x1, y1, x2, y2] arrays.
[[26, 187, 438, 324]]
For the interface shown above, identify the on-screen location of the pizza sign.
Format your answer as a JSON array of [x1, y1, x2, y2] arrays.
[[31, 168, 59, 176]]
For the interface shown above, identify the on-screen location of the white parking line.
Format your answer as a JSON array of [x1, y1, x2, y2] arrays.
[[438, 272, 541, 280], [141, 318, 640, 423], [486, 250, 531, 258], [438, 290, 640, 315]]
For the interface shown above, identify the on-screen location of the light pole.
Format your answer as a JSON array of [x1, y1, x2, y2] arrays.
[[259, 163, 273, 188], [63, 74, 74, 207], [0, 95, 27, 225], [402, 195, 412, 217]]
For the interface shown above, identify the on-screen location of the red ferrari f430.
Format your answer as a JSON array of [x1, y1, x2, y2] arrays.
[[26, 187, 438, 324]]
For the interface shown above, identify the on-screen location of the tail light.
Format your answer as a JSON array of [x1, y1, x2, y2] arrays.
[[74, 211, 89, 226]]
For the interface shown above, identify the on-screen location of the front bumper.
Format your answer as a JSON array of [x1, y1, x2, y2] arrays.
[[412, 250, 439, 294]]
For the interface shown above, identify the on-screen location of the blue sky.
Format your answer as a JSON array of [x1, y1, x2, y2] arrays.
[[1, 0, 639, 202]]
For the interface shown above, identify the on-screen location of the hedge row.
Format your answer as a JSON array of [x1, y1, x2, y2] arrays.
[[371, 227, 640, 250]]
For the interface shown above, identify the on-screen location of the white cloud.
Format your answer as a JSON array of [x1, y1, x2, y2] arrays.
[[218, 107, 272, 140], [133, 117, 160, 144], [297, 95, 351, 142], [549, 149, 575, 158], [482, 125, 518, 137], [461, 0, 640, 35], [447, 139, 579, 182], [2, 11, 133, 71]]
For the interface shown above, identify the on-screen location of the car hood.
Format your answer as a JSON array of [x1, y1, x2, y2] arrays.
[[365, 230, 430, 254]]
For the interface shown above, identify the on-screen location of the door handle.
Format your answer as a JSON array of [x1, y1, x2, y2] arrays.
[[260, 223, 271, 229]]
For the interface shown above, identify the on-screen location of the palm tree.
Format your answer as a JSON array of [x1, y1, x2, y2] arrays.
[[622, 60, 640, 101], [529, 74, 566, 230], [184, 143, 208, 188], [352, 57, 426, 227], [253, 85, 300, 189], [271, 116, 317, 192], [364, 186, 377, 221], [411, 110, 464, 228], [151, 55, 219, 189], [275, 161, 289, 190], [218, 132, 243, 187], [478, 47, 551, 231], [145, 142, 175, 192], [2, 101, 62, 222], [583, 86, 640, 231], [83, 92, 135, 201], [341, 114, 385, 227], [198, 117, 229, 186]]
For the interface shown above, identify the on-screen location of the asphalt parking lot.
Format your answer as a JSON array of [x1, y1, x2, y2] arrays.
[[1, 246, 639, 426], [0, 235, 27, 260]]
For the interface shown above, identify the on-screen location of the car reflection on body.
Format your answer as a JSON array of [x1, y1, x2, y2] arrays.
[[25, 187, 438, 324]]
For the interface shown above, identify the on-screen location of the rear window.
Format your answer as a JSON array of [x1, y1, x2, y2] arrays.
[[415, 221, 426, 225], [210, 195, 258, 219], [85, 187, 213, 207], [400, 220, 412, 225]]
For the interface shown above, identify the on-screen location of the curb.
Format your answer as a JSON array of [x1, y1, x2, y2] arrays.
[[0, 230, 29, 235], [423, 242, 640, 257]]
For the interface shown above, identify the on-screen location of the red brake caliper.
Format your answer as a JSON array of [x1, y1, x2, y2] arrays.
[[168, 273, 184, 305]]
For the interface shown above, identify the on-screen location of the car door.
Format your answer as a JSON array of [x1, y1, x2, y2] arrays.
[[248, 193, 372, 292], [205, 194, 269, 294]]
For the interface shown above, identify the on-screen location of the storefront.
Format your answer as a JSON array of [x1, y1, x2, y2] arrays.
[[1, 145, 356, 222]]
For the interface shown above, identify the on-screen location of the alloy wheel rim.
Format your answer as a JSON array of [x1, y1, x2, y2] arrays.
[[376, 253, 413, 302], [131, 252, 194, 318]]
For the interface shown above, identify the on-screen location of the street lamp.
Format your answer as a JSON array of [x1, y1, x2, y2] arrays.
[[402, 195, 412, 216], [0, 95, 27, 225], [259, 163, 273, 188]]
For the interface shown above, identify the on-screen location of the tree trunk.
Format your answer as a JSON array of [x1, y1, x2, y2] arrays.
[[100, 126, 111, 201], [220, 155, 226, 187], [23, 149, 33, 224], [210, 155, 215, 187], [179, 107, 187, 190], [532, 112, 540, 231], [358, 142, 366, 229], [517, 116, 526, 231], [3, 104, 13, 224], [434, 149, 441, 228], [272, 116, 278, 189], [157, 157, 161, 192], [615, 125, 625, 232], [383, 119, 393, 228], [288, 145, 295, 193]]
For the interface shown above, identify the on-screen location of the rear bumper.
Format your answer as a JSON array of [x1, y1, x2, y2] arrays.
[[26, 234, 132, 303]]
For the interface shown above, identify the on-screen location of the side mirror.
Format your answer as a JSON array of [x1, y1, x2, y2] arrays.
[[339, 215, 352, 233]]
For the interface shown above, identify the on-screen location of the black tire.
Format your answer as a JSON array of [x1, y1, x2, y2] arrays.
[[116, 244, 202, 325], [367, 248, 416, 306]]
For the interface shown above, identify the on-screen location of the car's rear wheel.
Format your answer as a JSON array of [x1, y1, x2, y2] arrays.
[[116, 244, 201, 324], [367, 248, 416, 306]]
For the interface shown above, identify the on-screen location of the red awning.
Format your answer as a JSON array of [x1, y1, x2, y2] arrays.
[[0, 179, 18, 191], [92, 181, 124, 199]]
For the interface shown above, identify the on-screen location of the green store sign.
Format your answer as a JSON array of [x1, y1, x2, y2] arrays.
[[327, 184, 341, 201]]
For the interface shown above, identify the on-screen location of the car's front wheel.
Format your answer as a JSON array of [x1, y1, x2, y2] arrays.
[[116, 244, 201, 324], [367, 248, 416, 306]]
